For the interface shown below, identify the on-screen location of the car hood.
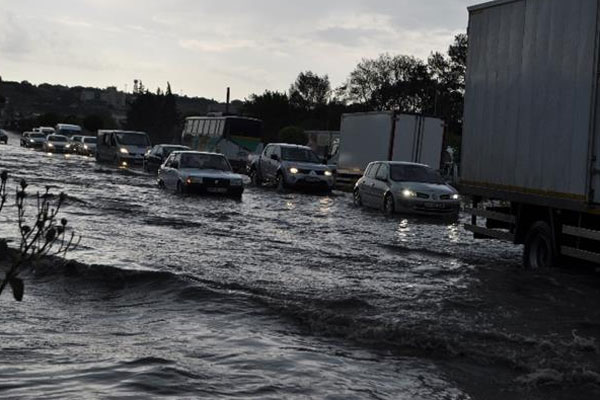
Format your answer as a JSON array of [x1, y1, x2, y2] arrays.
[[180, 169, 243, 180], [391, 181, 457, 194], [121, 145, 150, 153], [281, 161, 329, 171]]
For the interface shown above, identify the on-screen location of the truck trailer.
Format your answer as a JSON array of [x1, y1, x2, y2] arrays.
[[462, 0, 600, 268], [335, 112, 444, 189]]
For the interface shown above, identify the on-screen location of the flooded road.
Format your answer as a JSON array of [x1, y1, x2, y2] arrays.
[[1, 132, 600, 399]]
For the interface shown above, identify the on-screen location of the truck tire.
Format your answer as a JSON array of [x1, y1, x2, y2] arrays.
[[523, 221, 558, 270]]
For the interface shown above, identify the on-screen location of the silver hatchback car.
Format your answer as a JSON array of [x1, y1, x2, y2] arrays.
[[354, 161, 460, 216]]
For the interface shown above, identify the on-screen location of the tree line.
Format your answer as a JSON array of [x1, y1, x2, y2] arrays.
[[242, 34, 467, 149], [119, 33, 467, 148]]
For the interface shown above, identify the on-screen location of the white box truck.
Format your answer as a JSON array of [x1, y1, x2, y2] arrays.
[[336, 112, 444, 187], [462, 0, 600, 268]]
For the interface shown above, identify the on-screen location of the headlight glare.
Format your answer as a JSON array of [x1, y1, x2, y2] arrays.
[[324, 170, 333, 177], [402, 189, 417, 198], [452, 194, 460, 200], [289, 167, 299, 174], [120, 148, 129, 154]]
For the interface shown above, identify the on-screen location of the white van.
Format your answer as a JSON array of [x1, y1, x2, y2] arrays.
[[55, 123, 82, 137], [96, 130, 151, 167]]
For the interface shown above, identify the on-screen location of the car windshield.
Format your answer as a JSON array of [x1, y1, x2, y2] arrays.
[[83, 137, 97, 144], [30, 133, 45, 139], [116, 133, 150, 146], [49, 136, 68, 142], [390, 165, 445, 184], [180, 154, 231, 171], [281, 147, 320, 163]]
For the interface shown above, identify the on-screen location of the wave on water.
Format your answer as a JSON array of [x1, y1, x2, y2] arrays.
[[19, 253, 600, 394]]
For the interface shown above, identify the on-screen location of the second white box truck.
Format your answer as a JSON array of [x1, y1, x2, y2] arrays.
[[335, 112, 445, 188]]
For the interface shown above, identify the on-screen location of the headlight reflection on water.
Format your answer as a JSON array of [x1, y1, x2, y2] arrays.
[[395, 219, 411, 243]]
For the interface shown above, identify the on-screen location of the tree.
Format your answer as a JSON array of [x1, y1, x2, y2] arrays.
[[243, 91, 291, 143], [126, 83, 179, 143], [289, 71, 331, 111], [341, 54, 433, 112], [82, 114, 105, 132], [278, 126, 307, 145]]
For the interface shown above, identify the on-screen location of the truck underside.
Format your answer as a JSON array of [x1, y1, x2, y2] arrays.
[[462, 186, 600, 268]]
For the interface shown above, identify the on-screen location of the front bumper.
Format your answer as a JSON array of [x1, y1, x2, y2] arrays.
[[46, 147, 69, 153], [285, 173, 334, 190], [184, 182, 244, 196], [119, 155, 144, 165], [395, 198, 460, 215]]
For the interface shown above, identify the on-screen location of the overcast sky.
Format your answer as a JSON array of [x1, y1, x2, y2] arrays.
[[0, 0, 478, 101]]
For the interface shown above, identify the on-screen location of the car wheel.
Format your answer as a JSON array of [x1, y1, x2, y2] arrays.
[[176, 181, 186, 194], [353, 188, 362, 207], [251, 168, 262, 186], [524, 221, 558, 270], [383, 193, 395, 215], [158, 179, 165, 189], [276, 173, 287, 193]]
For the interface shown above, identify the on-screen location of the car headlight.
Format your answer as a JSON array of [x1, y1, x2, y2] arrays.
[[324, 170, 333, 177], [47, 143, 54, 148], [30, 139, 35, 143], [84, 145, 88, 150], [120, 148, 129, 154], [289, 167, 299, 174], [65, 144, 70, 149], [452, 194, 460, 200], [402, 189, 417, 198]]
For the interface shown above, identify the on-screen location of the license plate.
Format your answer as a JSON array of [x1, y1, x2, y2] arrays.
[[207, 187, 227, 193], [424, 202, 445, 209]]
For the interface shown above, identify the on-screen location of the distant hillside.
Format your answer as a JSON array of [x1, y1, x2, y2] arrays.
[[0, 80, 222, 128]]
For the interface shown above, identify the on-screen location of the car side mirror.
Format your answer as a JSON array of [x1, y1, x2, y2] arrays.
[[270, 154, 279, 161]]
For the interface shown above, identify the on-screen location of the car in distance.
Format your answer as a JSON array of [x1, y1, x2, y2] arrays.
[[22, 132, 47, 149], [0, 130, 7, 144], [43, 135, 71, 153], [144, 144, 190, 173], [354, 161, 460, 216], [249, 143, 335, 192], [79, 136, 98, 156], [158, 151, 244, 198], [70, 136, 97, 156]]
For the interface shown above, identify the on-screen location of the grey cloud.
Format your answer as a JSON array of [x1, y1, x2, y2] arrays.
[[314, 27, 386, 47]]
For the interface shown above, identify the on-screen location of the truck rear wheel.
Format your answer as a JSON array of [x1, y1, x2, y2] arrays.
[[524, 221, 558, 270]]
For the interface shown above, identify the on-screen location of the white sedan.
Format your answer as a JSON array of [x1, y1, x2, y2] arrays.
[[354, 161, 460, 217], [158, 151, 244, 198]]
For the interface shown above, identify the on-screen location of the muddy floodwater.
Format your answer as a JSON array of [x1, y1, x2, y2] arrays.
[[1, 132, 600, 400]]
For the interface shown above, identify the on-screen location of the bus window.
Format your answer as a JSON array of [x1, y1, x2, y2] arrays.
[[184, 120, 193, 134], [216, 120, 224, 136], [198, 120, 206, 135]]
